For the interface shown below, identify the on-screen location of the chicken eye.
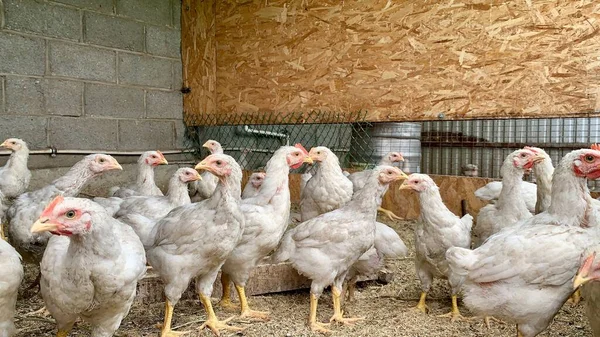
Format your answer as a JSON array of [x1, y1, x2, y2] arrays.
[[11, 141, 16, 145], [585, 155, 595, 163], [65, 210, 76, 219], [216, 160, 222, 165], [99, 158, 106, 163]]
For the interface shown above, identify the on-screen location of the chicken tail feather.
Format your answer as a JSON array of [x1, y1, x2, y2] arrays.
[[446, 247, 476, 277]]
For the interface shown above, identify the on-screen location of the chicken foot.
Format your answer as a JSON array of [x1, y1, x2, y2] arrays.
[[436, 295, 466, 322], [329, 286, 365, 325], [159, 300, 190, 337], [198, 293, 244, 336], [378, 207, 402, 221], [309, 293, 332, 334], [414, 292, 429, 314], [216, 274, 237, 311], [56, 331, 70, 337], [568, 289, 581, 306], [234, 284, 270, 321]]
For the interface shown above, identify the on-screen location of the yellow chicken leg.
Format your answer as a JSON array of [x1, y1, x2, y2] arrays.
[[329, 286, 365, 325], [0, 221, 6, 241], [57, 331, 70, 337], [414, 292, 429, 313], [217, 274, 237, 310], [568, 289, 581, 306], [309, 293, 332, 334], [378, 207, 402, 221], [235, 284, 270, 321], [159, 300, 189, 337], [198, 293, 244, 336], [437, 295, 466, 322]]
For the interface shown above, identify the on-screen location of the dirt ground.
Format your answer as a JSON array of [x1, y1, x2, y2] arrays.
[[14, 216, 592, 337]]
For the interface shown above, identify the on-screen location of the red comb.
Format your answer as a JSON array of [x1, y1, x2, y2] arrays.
[[523, 146, 538, 153], [156, 150, 165, 157], [294, 143, 309, 155], [592, 144, 600, 151], [41, 195, 64, 218]]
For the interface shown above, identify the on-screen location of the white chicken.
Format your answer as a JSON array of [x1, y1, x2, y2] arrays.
[[574, 251, 600, 336], [344, 222, 408, 302], [0, 237, 23, 337], [189, 139, 223, 202], [348, 152, 404, 220], [525, 147, 554, 214], [7, 154, 122, 264], [0, 138, 31, 198], [218, 145, 312, 320], [474, 180, 537, 213], [31, 196, 146, 337], [241, 172, 266, 199], [300, 146, 353, 221], [147, 154, 245, 336], [273, 166, 407, 333], [399, 173, 472, 321], [110, 151, 167, 198], [473, 148, 543, 247], [446, 148, 600, 337]]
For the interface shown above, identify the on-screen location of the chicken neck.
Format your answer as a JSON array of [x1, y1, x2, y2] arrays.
[[547, 161, 592, 227], [533, 159, 554, 214], [136, 162, 157, 192], [67, 213, 121, 264], [166, 176, 191, 207], [242, 150, 291, 213], [495, 164, 529, 216], [416, 186, 457, 225], [1, 147, 29, 173], [346, 172, 387, 220], [52, 162, 99, 197]]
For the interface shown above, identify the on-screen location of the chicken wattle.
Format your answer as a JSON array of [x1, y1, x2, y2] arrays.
[[32, 196, 146, 337], [147, 154, 245, 336], [273, 165, 407, 333], [446, 148, 600, 337]]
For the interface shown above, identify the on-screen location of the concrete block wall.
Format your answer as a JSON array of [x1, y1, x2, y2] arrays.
[[0, 0, 184, 167]]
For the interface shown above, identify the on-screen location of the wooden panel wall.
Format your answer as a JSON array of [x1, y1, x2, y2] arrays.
[[182, 0, 600, 125]]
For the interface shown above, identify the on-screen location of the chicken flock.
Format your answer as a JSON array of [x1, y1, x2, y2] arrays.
[[1, 137, 600, 337]]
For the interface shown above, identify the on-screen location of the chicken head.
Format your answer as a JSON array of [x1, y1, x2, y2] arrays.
[[88, 154, 122, 174], [399, 173, 436, 192], [378, 166, 408, 184], [510, 148, 540, 171], [287, 144, 312, 169], [202, 139, 223, 154], [574, 252, 600, 289], [142, 150, 168, 167], [387, 152, 404, 163], [307, 146, 332, 162], [178, 167, 202, 183], [195, 154, 235, 178], [572, 149, 600, 180], [0, 138, 27, 152], [249, 172, 266, 188], [30, 196, 92, 236]]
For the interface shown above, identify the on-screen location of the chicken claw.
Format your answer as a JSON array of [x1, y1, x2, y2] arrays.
[[436, 295, 466, 322], [483, 316, 505, 329], [199, 316, 244, 336], [217, 274, 238, 311], [329, 313, 365, 325], [378, 207, 402, 221], [414, 292, 429, 314], [239, 309, 270, 321], [310, 321, 333, 334], [329, 286, 365, 325]]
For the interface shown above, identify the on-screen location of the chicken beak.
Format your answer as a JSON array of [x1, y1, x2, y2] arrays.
[[157, 151, 168, 165], [398, 170, 409, 180], [202, 141, 211, 150], [398, 155, 405, 162], [0, 140, 8, 149], [31, 217, 59, 233], [303, 156, 314, 164], [532, 153, 545, 164], [194, 161, 212, 174], [190, 171, 202, 182], [574, 253, 596, 289], [399, 182, 412, 190], [108, 159, 123, 171]]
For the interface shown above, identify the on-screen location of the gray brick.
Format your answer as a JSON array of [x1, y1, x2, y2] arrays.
[[84, 12, 144, 51], [4, 77, 83, 116], [118, 119, 174, 150], [116, 0, 170, 26], [49, 117, 118, 150], [0, 115, 47, 148], [173, 61, 182, 88], [4, 0, 81, 41], [45, 79, 83, 116], [5, 77, 45, 115], [49, 41, 116, 82], [0, 77, 5, 115], [146, 26, 180, 58], [118, 53, 172, 88], [173, 0, 181, 29], [0, 32, 45, 76], [146, 90, 182, 119], [51, 0, 114, 13], [174, 120, 186, 149], [85, 83, 144, 118]]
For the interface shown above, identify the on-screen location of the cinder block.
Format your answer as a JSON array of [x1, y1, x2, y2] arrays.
[[3, 0, 81, 41], [84, 12, 144, 51], [116, 0, 170, 26], [0, 77, 4, 115], [51, 0, 114, 14], [5, 77, 83, 116], [118, 119, 174, 150], [118, 53, 172, 88], [84, 83, 144, 118], [174, 120, 187, 149], [49, 117, 118, 150], [0, 115, 47, 148], [146, 26, 180, 58], [146, 90, 182, 119], [173, 0, 181, 29], [49, 41, 117, 82], [0, 32, 45, 76], [173, 61, 183, 88], [5, 76, 44, 115]]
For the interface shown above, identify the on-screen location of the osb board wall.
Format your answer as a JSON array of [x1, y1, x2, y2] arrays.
[[181, 0, 217, 124], [182, 0, 600, 125]]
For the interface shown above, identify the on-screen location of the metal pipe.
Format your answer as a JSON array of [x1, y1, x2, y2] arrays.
[[241, 125, 290, 145], [0, 148, 194, 157]]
